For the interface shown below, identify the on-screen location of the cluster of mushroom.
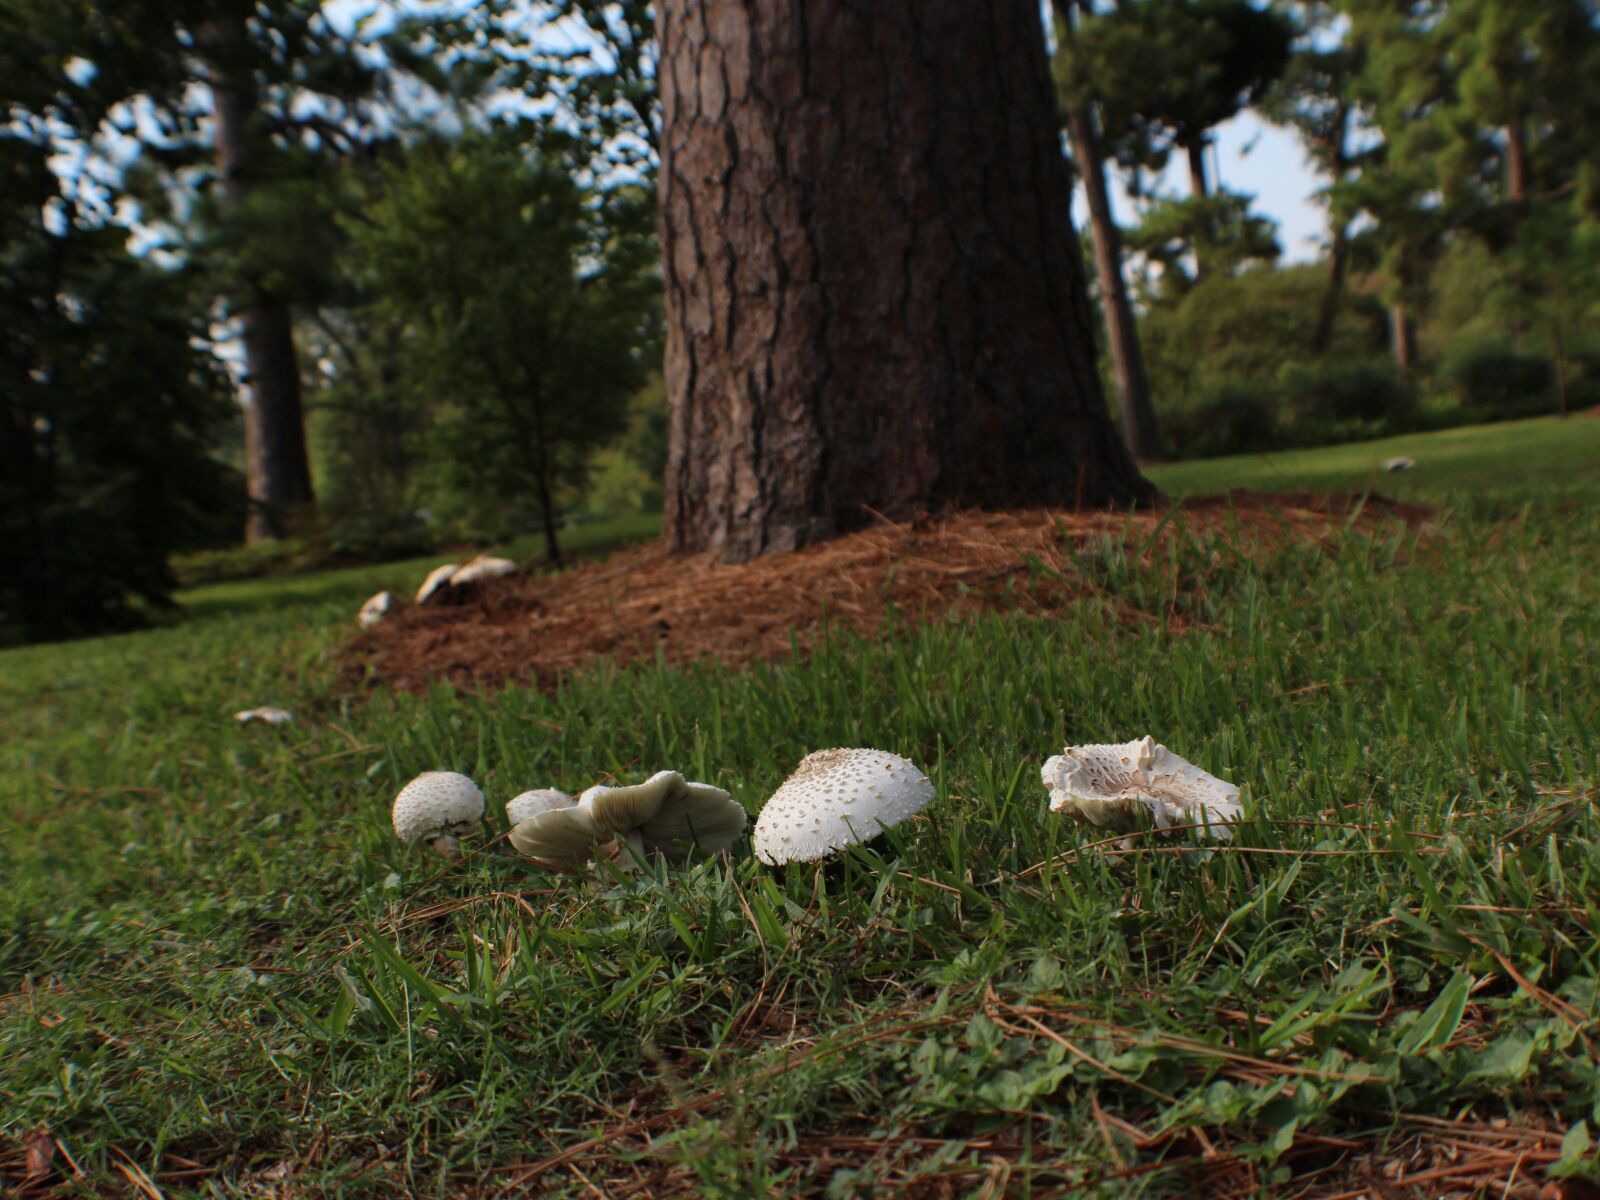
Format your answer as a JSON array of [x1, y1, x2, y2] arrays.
[[357, 553, 519, 631], [389, 739, 1243, 871]]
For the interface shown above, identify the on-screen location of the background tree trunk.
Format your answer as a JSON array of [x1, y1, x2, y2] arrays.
[[207, 18, 314, 543], [657, 0, 1152, 562], [1053, 0, 1163, 462]]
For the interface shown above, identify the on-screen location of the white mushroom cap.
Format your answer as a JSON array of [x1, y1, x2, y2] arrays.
[[416, 563, 458, 606], [451, 555, 518, 587], [505, 787, 574, 826], [234, 706, 293, 725], [752, 748, 935, 865], [358, 590, 395, 631], [1041, 735, 1241, 840], [392, 771, 485, 858], [508, 770, 746, 867]]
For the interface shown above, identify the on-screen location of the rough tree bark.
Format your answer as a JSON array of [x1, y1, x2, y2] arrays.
[[1052, 0, 1163, 462], [206, 17, 315, 543], [657, 0, 1152, 563]]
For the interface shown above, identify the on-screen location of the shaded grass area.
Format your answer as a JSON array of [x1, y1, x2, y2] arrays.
[[3, 426, 1600, 1196]]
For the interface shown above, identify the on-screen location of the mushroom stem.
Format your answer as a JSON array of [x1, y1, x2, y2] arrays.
[[426, 834, 463, 863]]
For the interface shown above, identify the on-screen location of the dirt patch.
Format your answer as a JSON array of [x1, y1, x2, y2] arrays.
[[350, 492, 1430, 696]]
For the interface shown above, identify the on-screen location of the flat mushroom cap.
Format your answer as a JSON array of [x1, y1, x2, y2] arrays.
[[509, 772, 747, 867], [753, 748, 934, 865], [1041, 736, 1241, 840], [392, 771, 486, 845], [505, 788, 575, 827], [358, 590, 394, 630], [451, 555, 518, 586], [508, 804, 605, 867], [415, 563, 458, 606]]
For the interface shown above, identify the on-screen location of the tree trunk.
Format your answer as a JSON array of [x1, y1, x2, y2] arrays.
[[207, 17, 314, 543], [1389, 299, 1415, 375], [1310, 223, 1349, 356], [657, 0, 1152, 562], [1053, 0, 1163, 462], [1186, 138, 1209, 200]]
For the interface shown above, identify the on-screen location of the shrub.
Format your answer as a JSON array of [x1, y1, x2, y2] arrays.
[[1160, 379, 1280, 460], [1442, 346, 1557, 421], [1278, 359, 1416, 434]]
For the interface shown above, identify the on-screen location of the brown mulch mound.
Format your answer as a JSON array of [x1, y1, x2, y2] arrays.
[[352, 491, 1431, 696]]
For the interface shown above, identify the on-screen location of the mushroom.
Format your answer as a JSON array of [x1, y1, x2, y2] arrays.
[[358, 590, 395, 630], [234, 706, 293, 725], [392, 771, 485, 861], [752, 748, 935, 866], [1040, 736, 1241, 840], [451, 555, 518, 587], [415, 563, 458, 606], [505, 787, 574, 826], [508, 770, 745, 870], [1382, 456, 1416, 473]]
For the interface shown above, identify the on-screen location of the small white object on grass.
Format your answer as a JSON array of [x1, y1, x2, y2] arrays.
[[508, 771, 745, 870], [1041, 736, 1241, 840], [392, 771, 485, 861], [451, 555, 518, 587], [415, 563, 458, 606], [505, 787, 574, 826], [358, 590, 394, 630], [234, 707, 293, 725], [1383, 456, 1416, 473], [752, 748, 934, 865]]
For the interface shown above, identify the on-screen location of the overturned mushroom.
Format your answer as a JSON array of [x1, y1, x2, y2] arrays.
[[508, 771, 745, 870], [392, 771, 485, 861], [234, 706, 293, 725], [752, 748, 934, 865], [1041, 736, 1241, 840], [451, 555, 518, 587], [358, 590, 395, 630], [415, 563, 458, 606], [505, 787, 574, 826]]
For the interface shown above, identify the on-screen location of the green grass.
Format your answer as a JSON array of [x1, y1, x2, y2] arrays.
[[3, 418, 1599, 1196]]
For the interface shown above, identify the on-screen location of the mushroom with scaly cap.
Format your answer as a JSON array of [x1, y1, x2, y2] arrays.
[[752, 748, 935, 865], [505, 787, 574, 826], [392, 771, 485, 861], [1041, 736, 1241, 840], [508, 771, 745, 870]]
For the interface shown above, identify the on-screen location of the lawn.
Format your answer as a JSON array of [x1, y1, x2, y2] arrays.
[[3, 416, 1598, 1196]]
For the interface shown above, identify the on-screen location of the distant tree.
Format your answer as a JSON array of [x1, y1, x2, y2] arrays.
[[346, 132, 659, 563], [1051, 0, 1164, 461], [0, 143, 236, 643]]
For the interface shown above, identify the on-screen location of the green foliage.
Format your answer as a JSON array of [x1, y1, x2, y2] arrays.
[[1125, 190, 1281, 300], [1159, 379, 1280, 460], [1441, 345, 1560, 420], [1279, 359, 1416, 427], [1142, 263, 1388, 401], [337, 131, 660, 556]]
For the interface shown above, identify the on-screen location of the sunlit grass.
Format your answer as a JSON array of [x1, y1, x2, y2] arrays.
[[2, 420, 1598, 1195]]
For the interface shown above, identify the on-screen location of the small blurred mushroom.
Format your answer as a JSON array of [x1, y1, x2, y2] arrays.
[[752, 748, 934, 865], [358, 590, 395, 630], [1383, 456, 1415, 473], [392, 771, 485, 861], [1041, 736, 1241, 840], [451, 555, 518, 587], [234, 707, 293, 725], [415, 564, 458, 606]]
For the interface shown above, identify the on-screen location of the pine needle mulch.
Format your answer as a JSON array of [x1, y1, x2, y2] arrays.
[[351, 491, 1431, 697]]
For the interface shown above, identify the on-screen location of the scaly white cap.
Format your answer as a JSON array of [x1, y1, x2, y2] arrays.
[[1041, 736, 1241, 840], [392, 771, 485, 859], [752, 748, 934, 865]]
